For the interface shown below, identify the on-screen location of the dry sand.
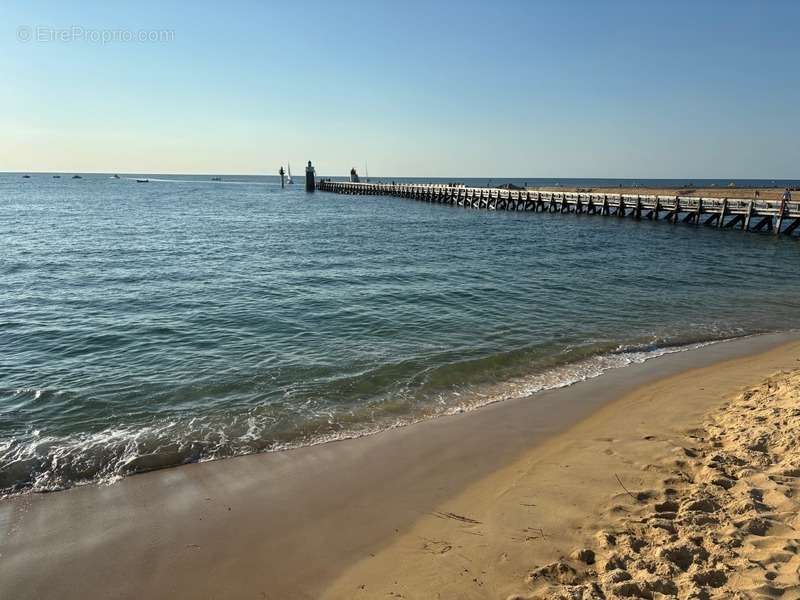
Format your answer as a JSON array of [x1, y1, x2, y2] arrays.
[[2, 334, 799, 600], [322, 340, 800, 600]]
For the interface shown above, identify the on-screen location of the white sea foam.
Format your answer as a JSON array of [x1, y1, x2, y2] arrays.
[[440, 339, 722, 416]]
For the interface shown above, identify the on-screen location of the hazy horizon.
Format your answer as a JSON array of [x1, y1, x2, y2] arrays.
[[6, 171, 800, 182]]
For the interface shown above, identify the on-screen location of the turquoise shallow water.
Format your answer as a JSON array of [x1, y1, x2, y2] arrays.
[[1, 173, 799, 494]]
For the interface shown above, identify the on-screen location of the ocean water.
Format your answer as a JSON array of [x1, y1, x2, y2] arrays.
[[1, 173, 799, 496]]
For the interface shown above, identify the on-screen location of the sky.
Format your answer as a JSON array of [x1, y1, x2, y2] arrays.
[[1, 0, 799, 178]]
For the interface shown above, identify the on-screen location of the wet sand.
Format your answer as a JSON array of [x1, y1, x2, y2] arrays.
[[1, 332, 798, 600]]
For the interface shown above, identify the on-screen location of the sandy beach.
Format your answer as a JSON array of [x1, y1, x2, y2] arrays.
[[2, 333, 799, 600]]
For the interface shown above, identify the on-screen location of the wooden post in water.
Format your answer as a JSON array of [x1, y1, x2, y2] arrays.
[[744, 201, 754, 231], [672, 197, 681, 224], [717, 198, 728, 228], [784, 218, 800, 236], [279, 166, 285, 189], [775, 198, 787, 235]]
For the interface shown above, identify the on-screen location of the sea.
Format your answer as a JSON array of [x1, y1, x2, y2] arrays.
[[2, 173, 799, 496]]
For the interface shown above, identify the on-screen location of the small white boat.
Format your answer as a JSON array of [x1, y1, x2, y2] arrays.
[[286, 163, 294, 184]]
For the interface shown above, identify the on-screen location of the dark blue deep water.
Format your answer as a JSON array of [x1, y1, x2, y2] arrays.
[[2, 173, 799, 494]]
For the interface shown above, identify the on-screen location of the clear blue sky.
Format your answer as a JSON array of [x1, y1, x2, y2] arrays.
[[2, 0, 798, 177]]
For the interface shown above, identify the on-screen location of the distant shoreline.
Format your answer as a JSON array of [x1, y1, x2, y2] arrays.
[[3, 171, 799, 186]]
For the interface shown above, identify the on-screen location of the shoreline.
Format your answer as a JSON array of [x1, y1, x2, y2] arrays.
[[2, 331, 799, 599], [2, 334, 749, 499]]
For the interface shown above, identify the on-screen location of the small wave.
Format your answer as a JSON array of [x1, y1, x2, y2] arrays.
[[439, 339, 723, 416], [14, 388, 46, 400]]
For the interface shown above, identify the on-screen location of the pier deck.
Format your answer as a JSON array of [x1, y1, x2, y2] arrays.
[[317, 181, 800, 236]]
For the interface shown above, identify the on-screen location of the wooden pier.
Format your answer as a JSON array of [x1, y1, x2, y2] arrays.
[[317, 181, 800, 236]]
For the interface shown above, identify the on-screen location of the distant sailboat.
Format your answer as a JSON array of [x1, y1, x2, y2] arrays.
[[286, 163, 294, 184]]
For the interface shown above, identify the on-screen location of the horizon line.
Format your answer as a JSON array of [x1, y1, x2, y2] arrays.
[[2, 171, 799, 181]]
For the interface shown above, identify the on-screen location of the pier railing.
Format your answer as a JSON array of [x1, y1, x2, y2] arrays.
[[316, 181, 800, 236]]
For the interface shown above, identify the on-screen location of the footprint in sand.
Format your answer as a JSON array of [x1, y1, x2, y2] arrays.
[[524, 369, 800, 600]]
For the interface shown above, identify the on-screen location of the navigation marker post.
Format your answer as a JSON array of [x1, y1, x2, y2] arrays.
[[305, 161, 315, 193]]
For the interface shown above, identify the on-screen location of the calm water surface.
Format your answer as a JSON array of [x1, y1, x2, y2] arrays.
[[1, 173, 799, 494]]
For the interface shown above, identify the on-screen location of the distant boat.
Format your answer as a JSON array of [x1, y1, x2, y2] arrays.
[[211, 176, 222, 181], [112, 174, 121, 179], [136, 179, 149, 183], [53, 175, 61, 178], [72, 175, 82, 179], [286, 163, 294, 184], [22, 175, 30, 178]]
